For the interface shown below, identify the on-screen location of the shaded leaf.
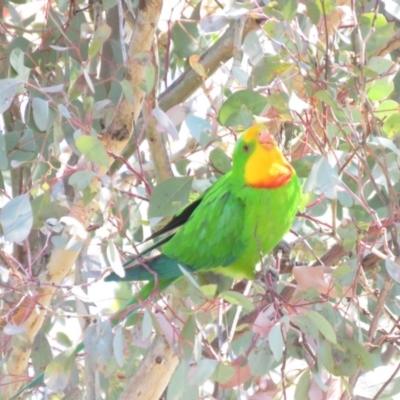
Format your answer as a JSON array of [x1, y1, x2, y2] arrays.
[[141, 309, 153, 341], [68, 171, 96, 191], [268, 323, 284, 361], [0, 78, 22, 114], [185, 115, 214, 147], [167, 360, 198, 400], [218, 90, 268, 127], [148, 177, 193, 218], [32, 98, 49, 131], [249, 342, 273, 376], [385, 258, 400, 283], [306, 310, 337, 343], [75, 135, 109, 168], [0, 195, 33, 243], [294, 370, 311, 400], [219, 290, 255, 312], [209, 147, 231, 174], [189, 359, 218, 385], [89, 24, 112, 58], [44, 348, 75, 392], [0, 133, 8, 169], [83, 321, 113, 372], [113, 326, 124, 367], [211, 363, 236, 384], [107, 240, 125, 278]]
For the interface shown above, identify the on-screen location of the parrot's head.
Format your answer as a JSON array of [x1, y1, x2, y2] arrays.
[[233, 124, 295, 189]]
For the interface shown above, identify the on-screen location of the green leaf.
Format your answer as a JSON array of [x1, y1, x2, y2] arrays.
[[189, 359, 218, 386], [103, 0, 118, 10], [343, 339, 374, 370], [218, 90, 268, 127], [113, 326, 124, 367], [143, 64, 155, 94], [306, 1, 320, 24], [252, 56, 292, 87], [219, 290, 255, 312], [7, 129, 37, 164], [385, 258, 400, 283], [303, 156, 339, 199], [75, 135, 109, 168], [120, 79, 135, 104], [277, 0, 298, 21], [294, 369, 311, 400], [185, 115, 214, 147], [0, 133, 7, 170], [89, 24, 112, 58], [367, 56, 396, 74], [306, 310, 337, 343], [209, 147, 231, 174], [68, 171, 96, 191], [291, 155, 318, 178], [181, 316, 196, 360], [375, 100, 399, 120], [56, 332, 73, 347], [32, 332, 53, 375], [171, 14, 206, 59], [369, 136, 400, 156], [0, 195, 33, 243], [83, 321, 113, 371], [9, 47, 30, 76], [367, 77, 394, 102], [44, 347, 75, 392], [107, 240, 125, 279], [248, 341, 273, 376], [199, 284, 217, 299], [211, 363, 236, 384], [148, 177, 193, 218], [314, 90, 338, 108], [142, 309, 153, 340], [0, 78, 22, 114], [32, 98, 49, 131], [292, 314, 319, 339], [167, 360, 198, 400], [268, 323, 284, 361], [360, 13, 395, 53], [382, 112, 400, 137]]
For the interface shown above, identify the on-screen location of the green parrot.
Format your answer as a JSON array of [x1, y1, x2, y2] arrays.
[[105, 125, 300, 299]]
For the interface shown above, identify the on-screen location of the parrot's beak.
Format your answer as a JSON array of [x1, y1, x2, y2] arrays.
[[258, 131, 277, 150]]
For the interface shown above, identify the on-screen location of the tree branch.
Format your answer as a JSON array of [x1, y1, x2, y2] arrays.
[[120, 335, 179, 400]]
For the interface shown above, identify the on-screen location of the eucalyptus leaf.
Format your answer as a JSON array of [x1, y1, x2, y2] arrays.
[[219, 290, 255, 312], [148, 177, 193, 218], [44, 348, 75, 392], [218, 90, 268, 127], [32, 98, 49, 131], [0, 78, 22, 114], [0, 195, 33, 243], [75, 135, 109, 168]]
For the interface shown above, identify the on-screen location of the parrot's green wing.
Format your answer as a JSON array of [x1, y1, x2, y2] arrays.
[[144, 196, 204, 242], [162, 173, 247, 270], [105, 173, 247, 282]]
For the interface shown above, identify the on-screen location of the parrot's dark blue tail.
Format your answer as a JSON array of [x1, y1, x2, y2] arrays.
[[105, 254, 193, 282]]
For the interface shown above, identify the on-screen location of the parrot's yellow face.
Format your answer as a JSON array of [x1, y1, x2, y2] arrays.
[[241, 125, 294, 189]]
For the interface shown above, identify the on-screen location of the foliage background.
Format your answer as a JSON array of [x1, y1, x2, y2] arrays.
[[1, 0, 400, 399]]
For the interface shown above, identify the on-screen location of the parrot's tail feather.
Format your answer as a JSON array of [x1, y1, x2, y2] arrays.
[[104, 255, 193, 282]]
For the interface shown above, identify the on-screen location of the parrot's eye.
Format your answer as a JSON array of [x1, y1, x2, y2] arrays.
[[243, 144, 250, 152]]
